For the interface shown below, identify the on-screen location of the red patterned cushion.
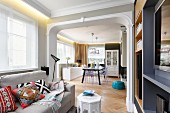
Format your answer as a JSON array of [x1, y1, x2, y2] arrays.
[[0, 86, 18, 112], [12, 85, 45, 109]]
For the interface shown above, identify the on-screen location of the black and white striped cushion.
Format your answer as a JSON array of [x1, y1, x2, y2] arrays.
[[17, 82, 31, 88], [35, 80, 50, 94]]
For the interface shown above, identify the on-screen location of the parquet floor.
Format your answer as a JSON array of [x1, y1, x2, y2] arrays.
[[66, 76, 130, 113]]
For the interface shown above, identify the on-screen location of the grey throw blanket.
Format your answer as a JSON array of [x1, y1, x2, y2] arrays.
[[33, 91, 64, 113], [33, 80, 65, 113]]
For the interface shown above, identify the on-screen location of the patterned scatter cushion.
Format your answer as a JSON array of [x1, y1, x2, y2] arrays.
[[17, 82, 31, 88], [0, 86, 18, 112], [50, 80, 65, 95], [12, 85, 45, 109], [34, 80, 51, 94]]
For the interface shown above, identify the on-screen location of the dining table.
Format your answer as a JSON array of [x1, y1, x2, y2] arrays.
[[81, 67, 105, 85]]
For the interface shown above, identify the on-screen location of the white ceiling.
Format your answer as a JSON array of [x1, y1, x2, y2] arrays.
[[31, 0, 131, 43], [34, 0, 134, 17], [59, 23, 124, 44], [36, 0, 100, 11]]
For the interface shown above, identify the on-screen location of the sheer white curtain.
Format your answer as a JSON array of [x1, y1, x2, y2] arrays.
[[0, 4, 38, 71], [56, 41, 75, 78], [57, 41, 75, 64]]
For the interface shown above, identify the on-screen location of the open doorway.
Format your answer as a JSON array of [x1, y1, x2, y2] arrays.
[[47, 12, 134, 112]]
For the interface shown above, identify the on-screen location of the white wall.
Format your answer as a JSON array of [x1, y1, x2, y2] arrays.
[[121, 32, 127, 67], [47, 30, 57, 81], [38, 21, 47, 68]]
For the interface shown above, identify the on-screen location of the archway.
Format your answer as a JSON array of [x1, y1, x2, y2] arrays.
[[47, 12, 134, 112]]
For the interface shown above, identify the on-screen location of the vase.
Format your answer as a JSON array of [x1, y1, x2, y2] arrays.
[[67, 60, 69, 68], [96, 62, 99, 68]]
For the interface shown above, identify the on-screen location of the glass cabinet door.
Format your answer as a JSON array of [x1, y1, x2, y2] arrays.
[[113, 51, 118, 65], [106, 51, 111, 66]]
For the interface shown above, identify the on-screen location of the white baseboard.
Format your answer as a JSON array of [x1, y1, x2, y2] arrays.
[[126, 97, 134, 112], [134, 104, 138, 113]]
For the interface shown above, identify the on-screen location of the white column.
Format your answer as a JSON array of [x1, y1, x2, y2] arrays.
[[126, 24, 134, 112], [47, 30, 57, 82]]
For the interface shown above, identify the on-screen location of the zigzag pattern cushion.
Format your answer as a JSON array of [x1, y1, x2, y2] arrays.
[[17, 82, 31, 88], [34, 80, 51, 94], [0, 86, 18, 112]]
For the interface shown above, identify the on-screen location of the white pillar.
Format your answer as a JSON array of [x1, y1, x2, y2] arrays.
[[126, 24, 134, 112], [47, 31, 57, 82]]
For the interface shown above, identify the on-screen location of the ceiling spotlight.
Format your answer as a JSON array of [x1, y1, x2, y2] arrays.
[[163, 32, 167, 35], [96, 37, 98, 40], [91, 33, 94, 36]]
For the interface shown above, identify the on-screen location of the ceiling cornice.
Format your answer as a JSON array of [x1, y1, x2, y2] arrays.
[[23, 0, 51, 17], [51, 0, 134, 18], [58, 32, 76, 42]]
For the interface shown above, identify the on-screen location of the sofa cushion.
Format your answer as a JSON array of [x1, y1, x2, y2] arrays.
[[17, 82, 31, 88], [0, 71, 48, 90], [11, 92, 71, 113], [34, 80, 50, 94], [0, 86, 18, 112], [12, 85, 45, 109]]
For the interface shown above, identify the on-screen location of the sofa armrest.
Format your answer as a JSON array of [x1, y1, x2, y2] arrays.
[[65, 84, 75, 106], [48, 81, 75, 106]]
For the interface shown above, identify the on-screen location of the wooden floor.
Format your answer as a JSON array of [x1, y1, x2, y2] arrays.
[[66, 76, 130, 113]]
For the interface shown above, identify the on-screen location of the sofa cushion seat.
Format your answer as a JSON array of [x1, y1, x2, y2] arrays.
[[9, 92, 72, 113], [10, 102, 54, 113]]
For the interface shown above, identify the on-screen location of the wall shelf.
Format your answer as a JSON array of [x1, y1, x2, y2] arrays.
[[135, 10, 142, 25], [135, 95, 143, 109], [143, 74, 170, 93], [136, 29, 142, 41], [135, 0, 170, 113], [134, 0, 147, 112], [135, 49, 142, 53]]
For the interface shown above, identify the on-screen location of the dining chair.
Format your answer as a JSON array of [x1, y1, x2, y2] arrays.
[[84, 70, 96, 84], [100, 67, 108, 83]]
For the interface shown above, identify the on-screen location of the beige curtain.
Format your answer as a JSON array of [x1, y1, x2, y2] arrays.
[[74, 42, 88, 65], [74, 42, 80, 62]]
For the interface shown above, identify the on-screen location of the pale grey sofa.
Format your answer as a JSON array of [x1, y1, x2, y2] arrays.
[[0, 70, 75, 113]]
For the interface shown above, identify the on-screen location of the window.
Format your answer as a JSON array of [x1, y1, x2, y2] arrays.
[[0, 4, 38, 71], [8, 18, 27, 66], [88, 45, 105, 64], [57, 41, 75, 64]]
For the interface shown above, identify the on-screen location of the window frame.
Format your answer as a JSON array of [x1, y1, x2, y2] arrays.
[[0, 4, 38, 72], [57, 40, 75, 64]]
